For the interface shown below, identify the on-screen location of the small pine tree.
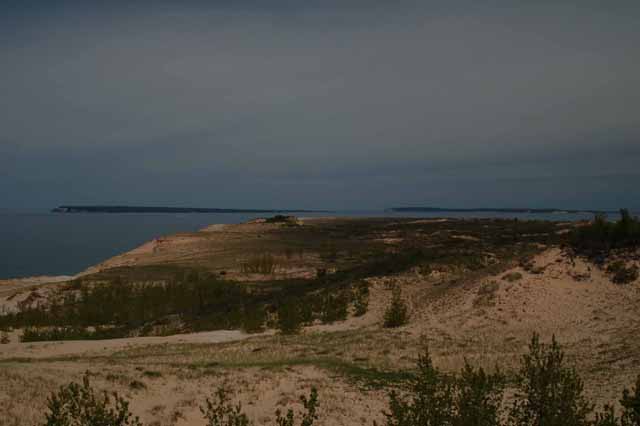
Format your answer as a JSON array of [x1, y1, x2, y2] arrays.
[[454, 362, 504, 426], [277, 299, 302, 335], [384, 346, 454, 426], [276, 388, 319, 426], [352, 282, 370, 317], [241, 304, 265, 334], [509, 333, 593, 426], [594, 405, 620, 426], [320, 291, 348, 324], [201, 387, 251, 426], [43, 373, 142, 426], [621, 375, 640, 426], [383, 285, 408, 328]]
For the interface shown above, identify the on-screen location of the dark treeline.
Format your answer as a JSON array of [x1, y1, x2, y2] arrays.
[[0, 270, 371, 341], [571, 209, 640, 257]]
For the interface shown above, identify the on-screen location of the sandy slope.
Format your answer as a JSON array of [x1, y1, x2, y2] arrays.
[[0, 329, 270, 359]]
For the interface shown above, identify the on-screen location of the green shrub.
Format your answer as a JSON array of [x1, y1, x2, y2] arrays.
[[570, 209, 640, 257], [607, 261, 639, 285], [595, 405, 620, 426], [201, 386, 318, 426], [352, 282, 370, 317], [383, 346, 455, 426], [241, 304, 266, 334], [21, 326, 129, 342], [454, 362, 504, 426], [509, 333, 593, 426], [201, 387, 251, 426], [276, 299, 303, 335], [383, 285, 408, 328], [275, 387, 319, 426], [319, 291, 348, 324], [42, 373, 142, 426], [502, 272, 523, 282], [621, 375, 640, 426]]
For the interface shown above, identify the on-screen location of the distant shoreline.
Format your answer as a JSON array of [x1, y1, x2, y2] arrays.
[[51, 205, 332, 214], [390, 207, 613, 214]]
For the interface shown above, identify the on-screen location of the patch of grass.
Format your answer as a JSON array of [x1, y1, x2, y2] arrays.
[[129, 380, 147, 391], [241, 253, 278, 274], [142, 370, 162, 379], [607, 261, 639, 284], [502, 272, 523, 282]]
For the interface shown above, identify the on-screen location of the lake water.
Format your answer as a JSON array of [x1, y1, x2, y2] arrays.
[[0, 209, 612, 279]]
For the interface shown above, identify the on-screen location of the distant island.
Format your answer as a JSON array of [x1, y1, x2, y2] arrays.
[[390, 207, 612, 214], [51, 205, 331, 214]]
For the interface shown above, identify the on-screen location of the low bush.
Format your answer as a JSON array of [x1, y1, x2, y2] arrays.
[[502, 272, 523, 282], [509, 333, 593, 426], [241, 304, 266, 334], [607, 261, 639, 285], [276, 299, 303, 334], [21, 326, 128, 342], [43, 373, 142, 426], [383, 333, 640, 426], [352, 281, 370, 317], [319, 291, 349, 324], [620, 375, 640, 426], [201, 387, 251, 426], [570, 209, 640, 257], [383, 285, 408, 328]]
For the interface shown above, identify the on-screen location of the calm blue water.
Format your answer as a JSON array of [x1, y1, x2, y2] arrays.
[[0, 209, 614, 279]]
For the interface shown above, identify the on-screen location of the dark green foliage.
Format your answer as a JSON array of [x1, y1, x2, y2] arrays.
[[128, 380, 146, 391], [265, 215, 297, 224], [141, 371, 162, 379], [621, 375, 640, 426], [275, 388, 319, 426], [570, 209, 640, 257], [319, 291, 349, 324], [43, 373, 142, 426], [383, 348, 504, 426], [384, 347, 455, 426], [595, 406, 620, 426], [241, 304, 266, 334], [2, 274, 255, 339], [200, 386, 317, 426], [454, 362, 505, 426], [607, 261, 639, 285], [201, 387, 251, 426], [352, 281, 370, 317], [509, 333, 593, 426], [383, 285, 408, 328], [276, 299, 303, 334], [21, 326, 128, 342]]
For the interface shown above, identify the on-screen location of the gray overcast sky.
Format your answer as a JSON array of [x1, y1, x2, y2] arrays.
[[1, 0, 639, 210]]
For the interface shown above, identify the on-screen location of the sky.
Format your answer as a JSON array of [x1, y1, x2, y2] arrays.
[[1, 0, 639, 210]]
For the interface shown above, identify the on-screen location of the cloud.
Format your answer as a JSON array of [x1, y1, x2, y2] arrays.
[[1, 1, 639, 208]]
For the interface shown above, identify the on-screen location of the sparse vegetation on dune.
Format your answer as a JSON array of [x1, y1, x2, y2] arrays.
[[570, 209, 640, 258], [37, 335, 640, 426], [1, 217, 563, 341], [2, 216, 639, 425]]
